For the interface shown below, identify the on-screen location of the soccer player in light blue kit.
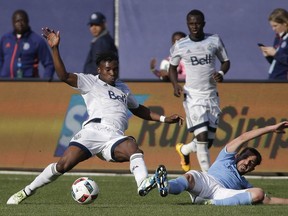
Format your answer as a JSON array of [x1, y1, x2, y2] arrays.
[[155, 121, 288, 205]]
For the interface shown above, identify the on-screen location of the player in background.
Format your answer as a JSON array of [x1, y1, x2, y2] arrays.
[[168, 9, 230, 172], [7, 27, 183, 205], [150, 31, 186, 81], [155, 121, 288, 205]]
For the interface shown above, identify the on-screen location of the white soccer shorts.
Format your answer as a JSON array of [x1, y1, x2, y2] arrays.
[[183, 92, 221, 136], [187, 170, 248, 200], [70, 122, 129, 162]]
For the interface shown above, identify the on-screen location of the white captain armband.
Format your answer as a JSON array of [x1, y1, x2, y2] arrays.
[[218, 71, 225, 76], [160, 115, 166, 123]]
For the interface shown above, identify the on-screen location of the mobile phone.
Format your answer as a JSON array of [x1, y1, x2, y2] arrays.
[[257, 43, 265, 47]]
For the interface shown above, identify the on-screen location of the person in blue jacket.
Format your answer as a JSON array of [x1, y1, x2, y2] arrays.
[[83, 12, 118, 75], [0, 9, 54, 79], [259, 8, 288, 80]]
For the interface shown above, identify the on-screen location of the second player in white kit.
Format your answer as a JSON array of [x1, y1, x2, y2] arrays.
[[169, 9, 230, 173]]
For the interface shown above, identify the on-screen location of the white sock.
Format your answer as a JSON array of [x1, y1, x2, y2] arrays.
[[130, 153, 148, 187], [24, 163, 62, 195], [196, 142, 210, 172], [181, 138, 197, 155]]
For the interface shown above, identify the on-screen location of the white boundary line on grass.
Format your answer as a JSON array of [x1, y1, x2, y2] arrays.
[[0, 170, 130, 177], [1, 170, 288, 179]]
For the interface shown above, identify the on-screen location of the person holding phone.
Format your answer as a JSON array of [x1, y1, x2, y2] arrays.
[[259, 8, 288, 80]]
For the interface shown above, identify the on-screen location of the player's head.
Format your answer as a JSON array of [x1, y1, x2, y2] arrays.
[[235, 147, 262, 175], [268, 8, 288, 34], [171, 31, 186, 45], [186, 9, 205, 39], [96, 52, 119, 86], [12, 9, 30, 35]]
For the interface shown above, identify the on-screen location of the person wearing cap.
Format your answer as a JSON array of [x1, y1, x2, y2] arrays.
[[83, 12, 118, 75]]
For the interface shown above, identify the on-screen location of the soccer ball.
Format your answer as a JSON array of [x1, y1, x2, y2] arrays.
[[71, 177, 99, 204]]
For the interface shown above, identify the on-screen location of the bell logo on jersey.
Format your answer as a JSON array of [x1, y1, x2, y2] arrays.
[[54, 94, 149, 157], [190, 54, 212, 66], [108, 90, 127, 103]]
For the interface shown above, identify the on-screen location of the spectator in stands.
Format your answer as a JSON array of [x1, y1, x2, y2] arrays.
[[259, 8, 288, 80], [0, 9, 54, 79], [83, 12, 118, 75], [150, 31, 186, 81]]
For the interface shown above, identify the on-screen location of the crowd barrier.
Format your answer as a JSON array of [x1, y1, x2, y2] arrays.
[[0, 81, 287, 174]]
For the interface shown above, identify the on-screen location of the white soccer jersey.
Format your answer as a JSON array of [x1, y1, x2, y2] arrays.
[[169, 34, 229, 95], [74, 74, 139, 132]]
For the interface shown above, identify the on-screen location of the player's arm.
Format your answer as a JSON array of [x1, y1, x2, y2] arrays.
[[42, 27, 77, 87], [220, 60, 230, 75], [150, 58, 170, 81], [226, 121, 288, 153], [129, 104, 183, 125], [213, 37, 230, 82], [168, 64, 182, 97], [262, 195, 288, 205], [213, 60, 230, 82]]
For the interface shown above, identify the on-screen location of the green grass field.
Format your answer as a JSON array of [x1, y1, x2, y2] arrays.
[[1, 173, 288, 216]]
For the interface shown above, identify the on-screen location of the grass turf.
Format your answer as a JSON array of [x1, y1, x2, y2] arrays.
[[1, 174, 288, 216]]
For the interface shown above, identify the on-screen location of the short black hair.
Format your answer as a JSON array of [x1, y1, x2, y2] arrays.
[[12, 9, 29, 23], [172, 31, 187, 39], [96, 52, 118, 66], [186, 9, 205, 21]]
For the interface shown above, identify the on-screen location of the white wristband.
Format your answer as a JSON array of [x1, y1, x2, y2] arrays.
[[160, 115, 166, 123], [218, 71, 225, 76]]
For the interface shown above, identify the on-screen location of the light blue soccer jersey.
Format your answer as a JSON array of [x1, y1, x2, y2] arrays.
[[208, 147, 253, 190]]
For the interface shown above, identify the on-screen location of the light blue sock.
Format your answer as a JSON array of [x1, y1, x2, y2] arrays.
[[213, 192, 252, 206], [168, 176, 189, 195]]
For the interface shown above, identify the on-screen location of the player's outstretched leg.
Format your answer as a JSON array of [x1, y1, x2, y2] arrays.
[[6, 189, 29, 205], [155, 165, 169, 197], [175, 143, 190, 172], [7, 163, 62, 204], [137, 175, 156, 196]]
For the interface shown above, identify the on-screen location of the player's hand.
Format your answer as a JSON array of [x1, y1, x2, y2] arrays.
[[150, 58, 157, 71], [158, 70, 168, 77], [165, 114, 184, 126], [42, 27, 60, 48], [274, 121, 288, 133], [213, 72, 224, 82], [173, 84, 183, 97]]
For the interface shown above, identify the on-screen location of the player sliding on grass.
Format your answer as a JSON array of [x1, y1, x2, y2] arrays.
[[7, 27, 183, 205], [154, 121, 288, 205]]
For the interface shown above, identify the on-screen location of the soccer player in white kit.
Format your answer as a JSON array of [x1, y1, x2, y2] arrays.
[[169, 9, 230, 172], [7, 28, 183, 205], [155, 121, 288, 205]]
